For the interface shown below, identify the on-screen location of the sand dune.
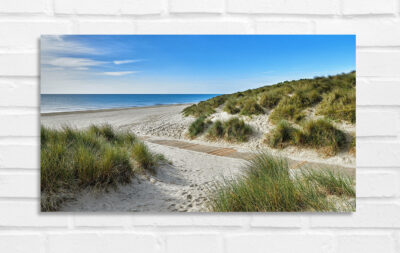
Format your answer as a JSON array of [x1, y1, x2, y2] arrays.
[[42, 104, 355, 168], [42, 104, 355, 212], [61, 142, 245, 212]]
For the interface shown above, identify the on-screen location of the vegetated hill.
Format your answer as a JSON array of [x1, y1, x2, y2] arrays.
[[182, 71, 355, 124]]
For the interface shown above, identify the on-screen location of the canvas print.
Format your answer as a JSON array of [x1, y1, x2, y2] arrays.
[[40, 35, 356, 212]]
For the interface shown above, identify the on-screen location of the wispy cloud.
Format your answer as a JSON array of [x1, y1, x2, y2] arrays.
[[45, 57, 106, 69], [113, 59, 143, 65], [101, 71, 139, 76], [41, 35, 100, 55]]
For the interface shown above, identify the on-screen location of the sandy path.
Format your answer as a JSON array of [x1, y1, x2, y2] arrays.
[[61, 142, 245, 212]]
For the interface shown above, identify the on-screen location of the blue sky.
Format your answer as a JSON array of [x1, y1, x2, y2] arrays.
[[41, 35, 355, 94]]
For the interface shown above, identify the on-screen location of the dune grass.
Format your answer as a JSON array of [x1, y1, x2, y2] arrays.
[[207, 117, 252, 142], [182, 102, 215, 117], [207, 120, 225, 139], [268, 96, 306, 124], [300, 119, 347, 155], [265, 119, 347, 155], [208, 152, 355, 212], [239, 98, 264, 116], [349, 133, 356, 155], [188, 116, 211, 138], [183, 71, 355, 122], [41, 124, 162, 211], [316, 88, 356, 123], [182, 95, 228, 117], [223, 99, 240, 114], [259, 89, 283, 109], [264, 120, 301, 148]]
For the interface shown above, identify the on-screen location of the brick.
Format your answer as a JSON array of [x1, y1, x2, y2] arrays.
[[0, 79, 38, 107], [55, 0, 162, 15], [0, 21, 72, 50], [227, 0, 340, 14], [48, 233, 159, 253], [0, 234, 45, 253], [357, 111, 397, 137], [77, 20, 134, 34], [121, 0, 162, 15], [336, 234, 396, 253], [310, 203, 400, 228], [255, 20, 313, 34], [315, 18, 400, 46], [0, 53, 38, 76], [0, 0, 46, 14], [166, 234, 221, 253], [0, 201, 68, 227], [0, 145, 39, 169], [357, 78, 400, 105], [357, 142, 400, 167], [250, 214, 302, 227], [357, 172, 398, 197], [54, 0, 120, 15], [0, 173, 39, 198], [73, 215, 131, 227], [342, 0, 395, 15], [169, 0, 224, 13], [357, 51, 400, 77], [135, 21, 252, 34], [131, 215, 247, 227], [0, 114, 38, 136], [226, 234, 332, 253]]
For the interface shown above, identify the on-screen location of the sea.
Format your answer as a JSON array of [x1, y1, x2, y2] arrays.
[[40, 94, 221, 113]]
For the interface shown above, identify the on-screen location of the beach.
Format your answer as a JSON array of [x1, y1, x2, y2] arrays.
[[41, 103, 355, 212], [41, 103, 355, 168]]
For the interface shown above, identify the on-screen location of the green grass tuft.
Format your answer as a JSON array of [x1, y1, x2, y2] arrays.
[[41, 124, 160, 211], [223, 99, 240, 114], [264, 120, 301, 148], [206, 120, 224, 139], [269, 96, 306, 124], [316, 88, 356, 123], [301, 169, 355, 197], [223, 117, 253, 142], [188, 116, 210, 138], [206, 118, 252, 142], [182, 95, 228, 117], [209, 152, 355, 212], [239, 99, 264, 116], [259, 89, 283, 109], [131, 141, 163, 173], [265, 119, 348, 156], [300, 119, 347, 156]]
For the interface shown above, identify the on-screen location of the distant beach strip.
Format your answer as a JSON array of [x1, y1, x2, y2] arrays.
[[40, 94, 221, 113]]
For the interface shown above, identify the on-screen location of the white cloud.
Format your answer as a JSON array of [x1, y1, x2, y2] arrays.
[[41, 35, 100, 55], [101, 71, 138, 76], [45, 57, 106, 68], [113, 59, 142, 65]]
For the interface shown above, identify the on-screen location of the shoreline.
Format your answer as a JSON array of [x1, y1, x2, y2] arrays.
[[41, 103, 193, 116]]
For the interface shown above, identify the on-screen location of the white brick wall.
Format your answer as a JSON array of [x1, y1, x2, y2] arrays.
[[0, 0, 399, 252]]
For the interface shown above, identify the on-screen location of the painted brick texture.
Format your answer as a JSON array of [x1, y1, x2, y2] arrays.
[[0, 0, 399, 252]]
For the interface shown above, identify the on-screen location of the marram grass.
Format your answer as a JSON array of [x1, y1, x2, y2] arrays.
[[208, 152, 355, 212], [183, 71, 355, 123], [265, 119, 348, 156], [41, 124, 163, 211]]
